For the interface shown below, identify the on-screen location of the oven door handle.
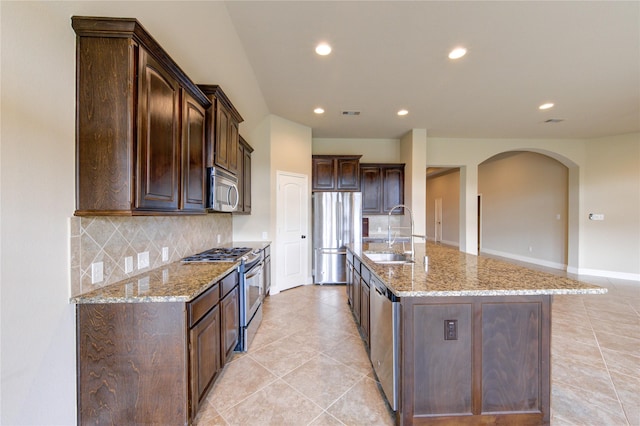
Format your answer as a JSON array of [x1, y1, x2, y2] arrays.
[[245, 262, 264, 280]]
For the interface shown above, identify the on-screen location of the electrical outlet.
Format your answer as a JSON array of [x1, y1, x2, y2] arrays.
[[217, 234, 221, 244], [138, 251, 149, 269], [91, 262, 104, 284], [261, 231, 268, 240], [162, 247, 169, 262], [124, 256, 133, 273], [444, 319, 458, 340], [589, 213, 605, 221]]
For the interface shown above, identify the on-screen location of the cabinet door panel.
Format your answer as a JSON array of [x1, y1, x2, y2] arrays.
[[228, 121, 239, 173], [312, 157, 336, 190], [137, 52, 180, 210], [383, 167, 404, 213], [243, 147, 252, 213], [190, 305, 221, 416], [336, 158, 360, 190], [412, 303, 472, 415], [353, 271, 361, 324], [220, 286, 239, 364], [215, 103, 230, 170], [182, 92, 206, 211], [361, 281, 370, 347], [361, 167, 382, 214]]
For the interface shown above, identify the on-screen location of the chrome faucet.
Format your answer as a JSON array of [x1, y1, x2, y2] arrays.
[[388, 204, 414, 260]]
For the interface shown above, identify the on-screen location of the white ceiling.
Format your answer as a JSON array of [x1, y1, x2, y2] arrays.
[[225, 1, 640, 140]]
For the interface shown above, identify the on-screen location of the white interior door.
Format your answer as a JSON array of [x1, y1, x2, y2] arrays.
[[275, 171, 309, 293], [435, 198, 443, 242]]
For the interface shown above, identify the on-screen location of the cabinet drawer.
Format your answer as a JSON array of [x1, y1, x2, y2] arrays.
[[189, 283, 220, 327], [360, 265, 371, 284], [220, 271, 239, 298], [354, 257, 362, 274]]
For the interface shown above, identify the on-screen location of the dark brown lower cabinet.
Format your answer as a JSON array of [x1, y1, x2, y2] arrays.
[[190, 304, 221, 416], [360, 279, 370, 348], [220, 285, 240, 364], [399, 295, 551, 425], [77, 271, 239, 425], [77, 302, 189, 425]]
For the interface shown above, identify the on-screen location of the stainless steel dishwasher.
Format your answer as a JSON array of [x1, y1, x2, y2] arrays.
[[370, 274, 400, 411]]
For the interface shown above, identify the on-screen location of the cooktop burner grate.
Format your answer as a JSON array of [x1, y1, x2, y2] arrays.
[[181, 247, 252, 263]]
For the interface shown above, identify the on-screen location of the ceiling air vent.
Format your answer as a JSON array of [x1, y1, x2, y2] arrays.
[[341, 110, 361, 116], [544, 118, 564, 123]]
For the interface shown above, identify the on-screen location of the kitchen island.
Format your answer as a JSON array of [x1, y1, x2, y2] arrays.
[[347, 242, 605, 426]]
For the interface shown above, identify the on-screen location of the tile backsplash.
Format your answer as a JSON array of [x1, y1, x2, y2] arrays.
[[70, 214, 232, 297]]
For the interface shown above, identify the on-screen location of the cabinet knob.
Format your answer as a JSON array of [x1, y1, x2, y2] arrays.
[[301, 235, 307, 239]]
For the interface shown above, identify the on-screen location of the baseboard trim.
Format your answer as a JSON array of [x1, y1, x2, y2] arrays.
[[480, 248, 566, 271]]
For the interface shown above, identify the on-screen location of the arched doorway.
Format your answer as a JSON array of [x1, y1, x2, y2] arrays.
[[478, 151, 569, 269]]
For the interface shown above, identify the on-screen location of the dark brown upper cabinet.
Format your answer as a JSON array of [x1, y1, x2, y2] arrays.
[[312, 155, 362, 192], [197, 85, 244, 175], [360, 163, 405, 214], [235, 136, 254, 215], [72, 16, 211, 216]]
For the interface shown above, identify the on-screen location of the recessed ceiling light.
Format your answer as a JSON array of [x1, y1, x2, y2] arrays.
[[315, 43, 332, 56], [397, 109, 409, 116], [539, 103, 554, 110], [314, 107, 325, 114], [448, 47, 467, 59]]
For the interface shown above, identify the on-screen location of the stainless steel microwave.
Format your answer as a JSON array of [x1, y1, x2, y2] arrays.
[[208, 167, 239, 212]]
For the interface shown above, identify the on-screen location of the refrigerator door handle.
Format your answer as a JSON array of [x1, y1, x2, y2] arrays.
[[316, 248, 347, 255]]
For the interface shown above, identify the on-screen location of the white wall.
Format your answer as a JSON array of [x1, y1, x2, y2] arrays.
[[400, 129, 427, 237], [426, 169, 460, 246], [312, 138, 400, 163], [580, 133, 640, 277], [270, 115, 313, 289], [426, 135, 640, 278], [1, 2, 269, 423], [479, 152, 568, 268]]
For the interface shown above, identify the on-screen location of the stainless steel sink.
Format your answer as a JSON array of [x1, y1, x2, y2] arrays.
[[364, 252, 414, 264]]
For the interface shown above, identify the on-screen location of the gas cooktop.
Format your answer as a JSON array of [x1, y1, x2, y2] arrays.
[[181, 247, 252, 263]]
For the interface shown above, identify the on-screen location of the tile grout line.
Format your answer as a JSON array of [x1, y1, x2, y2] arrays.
[[583, 290, 632, 426]]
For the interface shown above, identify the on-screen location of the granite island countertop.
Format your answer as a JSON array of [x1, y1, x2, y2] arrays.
[[71, 241, 271, 304], [350, 242, 606, 297]]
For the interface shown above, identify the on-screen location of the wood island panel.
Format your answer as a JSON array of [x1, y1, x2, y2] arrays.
[[400, 295, 551, 425]]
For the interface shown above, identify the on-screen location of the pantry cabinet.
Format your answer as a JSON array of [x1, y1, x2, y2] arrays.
[[360, 163, 405, 214], [312, 155, 362, 191], [72, 16, 211, 216], [198, 85, 244, 174]]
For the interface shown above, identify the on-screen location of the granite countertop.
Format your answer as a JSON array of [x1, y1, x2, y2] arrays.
[[71, 241, 271, 304], [351, 242, 606, 297]]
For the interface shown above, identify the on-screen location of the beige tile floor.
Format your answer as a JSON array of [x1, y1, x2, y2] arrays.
[[195, 269, 639, 426]]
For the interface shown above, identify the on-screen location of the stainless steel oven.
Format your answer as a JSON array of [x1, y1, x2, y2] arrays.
[[181, 246, 264, 352], [239, 249, 264, 351]]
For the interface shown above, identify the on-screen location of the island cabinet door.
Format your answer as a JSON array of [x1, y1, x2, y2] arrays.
[[400, 295, 551, 425]]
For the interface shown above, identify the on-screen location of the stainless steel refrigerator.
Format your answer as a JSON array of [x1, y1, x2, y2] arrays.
[[312, 192, 362, 284]]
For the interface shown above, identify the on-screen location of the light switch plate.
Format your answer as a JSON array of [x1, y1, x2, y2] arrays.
[[162, 247, 169, 262]]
